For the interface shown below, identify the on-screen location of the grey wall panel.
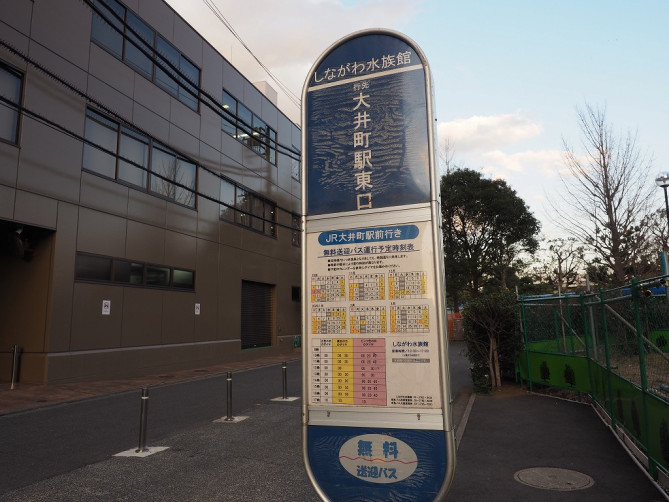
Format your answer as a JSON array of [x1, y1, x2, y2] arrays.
[[17, 121, 83, 203], [127, 189, 167, 227], [88, 44, 135, 100], [172, 11, 202, 67], [194, 237, 218, 342], [165, 203, 197, 236], [0, 185, 15, 219], [133, 75, 170, 124], [14, 190, 57, 229], [0, 142, 19, 186], [162, 290, 195, 344], [195, 196, 219, 242], [80, 172, 130, 218], [121, 287, 163, 346], [48, 202, 78, 352], [126, 219, 165, 263], [218, 246, 242, 340], [77, 207, 126, 257], [139, 0, 173, 43], [86, 75, 134, 120], [0, 1, 32, 40], [31, 0, 91, 72], [70, 283, 124, 350], [168, 121, 199, 160], [164, 228, 196, 268]]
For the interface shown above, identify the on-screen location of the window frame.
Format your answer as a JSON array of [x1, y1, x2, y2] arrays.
[[218, 176, 277, 238], [75, 252, 196, 291], [82, 108, 197, 209], [0, 60, 23, 145], [91, 0, 200, 111]]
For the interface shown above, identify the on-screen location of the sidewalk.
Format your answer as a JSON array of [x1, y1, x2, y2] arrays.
[[0, 349, 667, 501]]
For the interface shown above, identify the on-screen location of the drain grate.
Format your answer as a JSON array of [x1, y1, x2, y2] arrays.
[[514, 467, 594, 491]]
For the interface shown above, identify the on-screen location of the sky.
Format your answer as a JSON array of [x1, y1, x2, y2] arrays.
[[165, 0, 668, 238]]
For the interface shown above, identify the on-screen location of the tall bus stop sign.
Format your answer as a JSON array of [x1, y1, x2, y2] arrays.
[[301, 29, 456, 501]]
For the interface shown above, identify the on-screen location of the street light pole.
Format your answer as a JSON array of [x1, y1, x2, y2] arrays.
[[655, 173, 669, 299], [655, 172, 669, 243]]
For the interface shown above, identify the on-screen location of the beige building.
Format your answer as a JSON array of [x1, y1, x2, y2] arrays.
[[0, 0, 302, 383]]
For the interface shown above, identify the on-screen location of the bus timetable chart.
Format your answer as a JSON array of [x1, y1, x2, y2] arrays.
[[388, 271, 427, 299], [348, 273, 385, 301], [311, 307, 348, 335], [311, 275, 346, 302], [390, 304, 430, 333], [349, 305, 387, 334], [311, 338, 386, 405]]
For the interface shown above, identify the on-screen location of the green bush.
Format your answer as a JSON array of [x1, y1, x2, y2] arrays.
[[462, 290, 521, 389]]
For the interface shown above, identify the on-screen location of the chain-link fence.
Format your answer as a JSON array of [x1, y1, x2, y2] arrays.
[[518, 276, 669, 484]]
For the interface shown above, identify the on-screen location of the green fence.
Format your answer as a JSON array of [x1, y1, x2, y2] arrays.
[[517, 277, 669, 485]]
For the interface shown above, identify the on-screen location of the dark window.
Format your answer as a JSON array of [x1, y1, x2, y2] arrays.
[[173, 269, 195, 289], [83, 108, 197, 208], [91, 0, 124, 58], [150, 144, 196, 207], [75, 253, 112, 281], [219, 178, 276, 237], [221, 88, 277, 164], [76, 253, 194, 291], [0, 62, 22, 144], [221, 90, 236, 136], [146, 265, 170, 287], [91, 0, 200, 111]]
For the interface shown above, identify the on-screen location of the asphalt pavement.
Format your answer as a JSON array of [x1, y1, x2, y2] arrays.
[[0, 343, 666, 501]]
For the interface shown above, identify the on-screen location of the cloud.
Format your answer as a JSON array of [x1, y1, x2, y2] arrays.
[[481, 149, 564, 177], [167, 0, 423, 120], [438, 113, 542, 152]]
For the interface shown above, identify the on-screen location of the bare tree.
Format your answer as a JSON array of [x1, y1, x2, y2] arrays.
[[541, 237, 585, 293], [551, 104, 655, 285], [438, 136, 456, 175]]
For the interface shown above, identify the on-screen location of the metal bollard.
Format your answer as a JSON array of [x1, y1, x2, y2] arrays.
[[10, 345, 20, 390], [225, 372, 233, 421], [282, 361, 287, 400], [136, 387, 149, 453]]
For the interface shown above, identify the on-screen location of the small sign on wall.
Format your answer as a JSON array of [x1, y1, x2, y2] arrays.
[[195, 303, 201, 315], [102, 300, 111, 316]]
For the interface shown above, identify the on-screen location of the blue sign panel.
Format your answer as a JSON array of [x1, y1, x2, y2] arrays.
[[305, 33, 431, 215], [307, 426, 447, 502], [302, 29, 455, 502]]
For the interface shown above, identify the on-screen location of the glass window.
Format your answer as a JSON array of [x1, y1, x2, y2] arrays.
[[154, 36, 179, 96], [82, 109, 118, 178], [267, 128, 277, 165], [264, 201, 276, 236], [220, 179, 236, 222], [173, 269, 194, 289], [236, 187, 250, 226], [291, 144, 301, 181], [146, 265, 170, 287], [118, 127, 148, 187], [221, 90, 237, 136], [236, 103, 253, 146], [0, 63, 22, 144], [252, 116, 267, 156], [75, 254, 112, 281], [150, 144, 196, 207], [124, 12, 154, 78], [91, 0, 124, 58], [178, 57, 199, 111]]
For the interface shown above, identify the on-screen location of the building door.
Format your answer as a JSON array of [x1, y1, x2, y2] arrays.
[[240, 280, 274, 349]]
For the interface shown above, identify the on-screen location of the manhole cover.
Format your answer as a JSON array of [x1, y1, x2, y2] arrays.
[[514, 467, 594, 491]]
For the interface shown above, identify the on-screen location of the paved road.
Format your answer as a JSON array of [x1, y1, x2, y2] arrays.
[[0, 361, 302, 496]]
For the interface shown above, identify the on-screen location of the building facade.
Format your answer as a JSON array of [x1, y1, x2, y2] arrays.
[[0, 0, 302, 383]]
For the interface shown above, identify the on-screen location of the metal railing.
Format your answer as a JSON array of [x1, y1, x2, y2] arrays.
[[518, 276, 669, 484]]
